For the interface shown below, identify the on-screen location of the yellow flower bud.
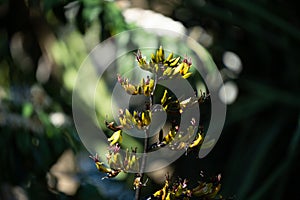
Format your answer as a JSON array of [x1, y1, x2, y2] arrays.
[[108, 130, 122, 146], [161, 90, 168, 105], [169, 57, 180, 67], [141, 110, 151, 126], [182, 72, 192, 79], [165, 52, 173, 62], [189, 133, 203, 148]]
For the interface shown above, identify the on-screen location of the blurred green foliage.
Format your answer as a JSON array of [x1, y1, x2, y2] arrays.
[[0, 0, 300, 199], [0, 0, 130, 199]]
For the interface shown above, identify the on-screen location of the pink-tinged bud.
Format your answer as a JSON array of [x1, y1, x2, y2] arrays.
[[183, 56, 192, 66], [117, 74, 123, 83], [190, 118, 196, 126], [134, 49, 143, 61], [145, 76, 150, 85], [108, 144, 121, 153], [217, 174, 222, 181], [89, 154, 100, 162]]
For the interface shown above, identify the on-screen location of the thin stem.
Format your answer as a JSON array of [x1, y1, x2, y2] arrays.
[[134, 129, 149, 200], [140, 129, 150, 173], [149, 73, 158, 107], [135, 74, 157, 200]]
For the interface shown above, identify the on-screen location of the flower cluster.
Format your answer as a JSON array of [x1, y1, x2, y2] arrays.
[[135, 46, 193, 79], [148, 174, 222, 200], [89, 47, 224, 199], [89, 154, 121, 179], [161, 89, 209, 114], [106, 145, 140, 172], [148, 122, 204, 152], [119, 109, 152, 129], [117, 75, 155, 96], [90, 145, 140, 179], [91, 47, 207, 175]]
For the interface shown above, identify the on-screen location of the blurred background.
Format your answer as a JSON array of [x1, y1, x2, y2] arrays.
[[1, 0, 300, 199]]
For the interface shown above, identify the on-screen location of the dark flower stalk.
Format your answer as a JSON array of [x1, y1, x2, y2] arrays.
[[89, 47, 224, 200]]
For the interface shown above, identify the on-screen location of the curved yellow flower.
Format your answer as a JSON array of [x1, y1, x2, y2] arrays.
[[108, 130, 122, 146], [189, 133, 203, 148]]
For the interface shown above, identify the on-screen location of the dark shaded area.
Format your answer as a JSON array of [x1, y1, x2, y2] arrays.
[[168, 0, 300, 199]]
